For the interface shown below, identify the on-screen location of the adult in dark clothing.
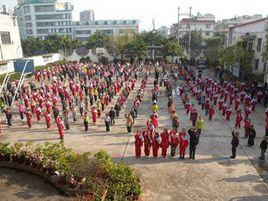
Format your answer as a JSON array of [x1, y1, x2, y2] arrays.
[[188, 127, 199, 160], [231, 131, 239, 159], [109, 107, 116, 125], [248, 125, 256, 147], [259, 138, 268, 160], [4, 108, 12, 126], [114, 103, 120, 118], [190, 110, 198, 127]]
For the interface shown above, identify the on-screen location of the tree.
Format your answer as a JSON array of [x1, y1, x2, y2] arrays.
[[43, 35, 62, 53], [110, 32, 135, 59], [59, 36, 81, 56], [21, 37, 44, 56], [137, 31, 165, 46], [180, 31, 203, 58], [122, 38, 147, 61], [163, 38, 183, 65], [87, 32, 109, 49], [219, 45, 236, 67], [203, 36, 224, 67]]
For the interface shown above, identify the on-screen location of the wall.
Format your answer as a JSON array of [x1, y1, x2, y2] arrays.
[[0, 14, 23, 61], [0, 60, 15, 75], [26, 53, 63, 66]]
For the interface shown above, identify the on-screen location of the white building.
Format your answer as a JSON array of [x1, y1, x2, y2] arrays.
[[0, 5, 23, 62], [73, 19, 139, 42], [80, 9, 95, 22], [176, 13, 217, 39], [227, 18, 268, 76], [15, 0, 73, 39]]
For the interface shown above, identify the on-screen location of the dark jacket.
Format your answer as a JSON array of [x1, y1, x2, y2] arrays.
[[260, 140, 268, 150], [231, 136, 239, 147], [188, 129, 199, 146]]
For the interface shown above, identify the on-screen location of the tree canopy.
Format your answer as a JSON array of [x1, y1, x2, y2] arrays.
[[180, 31, 203, 58], [163, 38, 183, 63]]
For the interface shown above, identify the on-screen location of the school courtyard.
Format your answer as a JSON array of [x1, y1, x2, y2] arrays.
[[0, 69, 268, 201]]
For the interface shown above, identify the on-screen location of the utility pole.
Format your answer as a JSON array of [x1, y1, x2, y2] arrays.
[[152, 18, 155, 61], [188, 6, 192, 58], [177, 6, 192, 58]]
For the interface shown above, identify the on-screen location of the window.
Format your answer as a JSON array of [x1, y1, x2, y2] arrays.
[[26, 22, 32, 28], [34, 5, 54, 12], [25, 15, 31, 21], [36, 22, 57, 27], [206, 24, 211, 29], [95, 21, 99, 25], [113, 21, 117, 25], [104, 21, 108, 25], [254, 59, 259, 71], [186, 24, 190, 29], [26, 29, 33, 34], [37, 29, 49, 34], [76, 30, 91, 35], [23, 6, 30, 14], [257, 38, 262, 52], [123, 21, 127, 25], [206, 31, 210, 36], [36, 14, 65, 20], [248, 41, 253, 51], [0, 32, 11, 44], [98, 30, 113, 35], [132, 20, 136, 24]]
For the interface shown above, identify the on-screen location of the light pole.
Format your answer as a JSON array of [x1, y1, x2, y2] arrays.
[[188, 6, 192, 58], [10, 60, 30, 107]]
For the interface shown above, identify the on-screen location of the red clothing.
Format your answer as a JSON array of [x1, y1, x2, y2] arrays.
[[160, 131, 169, 158], [235, 112, 243, 128], [208, 107, 215, 120], [45, 113, 51, 129], [152, 137, 160, 158], [26, 112, 32, 128], [134, 133, 143, 158], [179, 131, 188, 158], [143, 131, 152, 157]]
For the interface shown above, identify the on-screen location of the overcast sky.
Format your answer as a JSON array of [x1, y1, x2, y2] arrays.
[[1, 0, 268, 30]]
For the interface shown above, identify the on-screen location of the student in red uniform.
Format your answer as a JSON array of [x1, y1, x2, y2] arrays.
[[226, 106, 232, 121], [152, 132, 161, 158], [244, 117, 251, 138], [235, 110, 243, 128], [143, 130, 152, 158], [160, 129, 169, 158], [208, 106, 215, 121], [44, 111, 52, 129], [179, 128, 188, 159], [56, 117, 64, 140], [134, 130, 144, 158], [169, 129, 179, 158], [26, 110, 33, 128]]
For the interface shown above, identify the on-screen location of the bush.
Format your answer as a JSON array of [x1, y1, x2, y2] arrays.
[[35, 60, 66, 71], [0, 142, 141, 200]]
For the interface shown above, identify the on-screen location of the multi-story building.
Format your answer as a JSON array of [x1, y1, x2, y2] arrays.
[[217, 15, 263, 34], [173, 13, 217, 40], [15, 0, 73, 39], [0, 5, 23, 62], [73, 18, 139, 42], [80, 9, 95, 22], [227, 18, 268, 76]]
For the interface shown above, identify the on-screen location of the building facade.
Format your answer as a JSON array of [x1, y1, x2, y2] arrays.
[[15, 0, 73, 39], [0, 5, 23, 62], [72, 19, 139, 42], [174, 13, 217, 40], [80, 9, 95, 22], [227, 18, 268, 75]]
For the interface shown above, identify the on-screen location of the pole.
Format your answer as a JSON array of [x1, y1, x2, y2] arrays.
[[188, 6, 192, 59], [10, 60, 30, 107]]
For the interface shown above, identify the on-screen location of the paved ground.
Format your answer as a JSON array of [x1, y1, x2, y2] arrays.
[[1, 67, 268, 201]]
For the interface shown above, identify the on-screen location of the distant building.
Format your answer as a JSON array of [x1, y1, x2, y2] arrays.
[[0, 5, 23, 62], [157, 26, 169, 38], [15, 0, 74, 39], [172, 13, 217, 40], [72, 19, 139, 42], [217, 14, 263, 34], [80, 9, 95, 22], [227, 17, 268, 76]]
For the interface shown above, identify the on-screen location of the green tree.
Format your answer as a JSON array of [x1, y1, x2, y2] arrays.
[[137, 31, 165, 46], [163, 38, 183, 65], [180, 31, 203, 58], [219, 45, 236, 67], [203, 36, 224, 67], [43, 35, 62, 53], [21, 37, 44, 56], [122, 38, 147, 61], [87, 32, 109, 49], [59, 36, 81, 56]]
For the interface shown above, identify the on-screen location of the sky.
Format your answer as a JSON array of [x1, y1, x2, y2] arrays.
[[1, 0, 268, 31]]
